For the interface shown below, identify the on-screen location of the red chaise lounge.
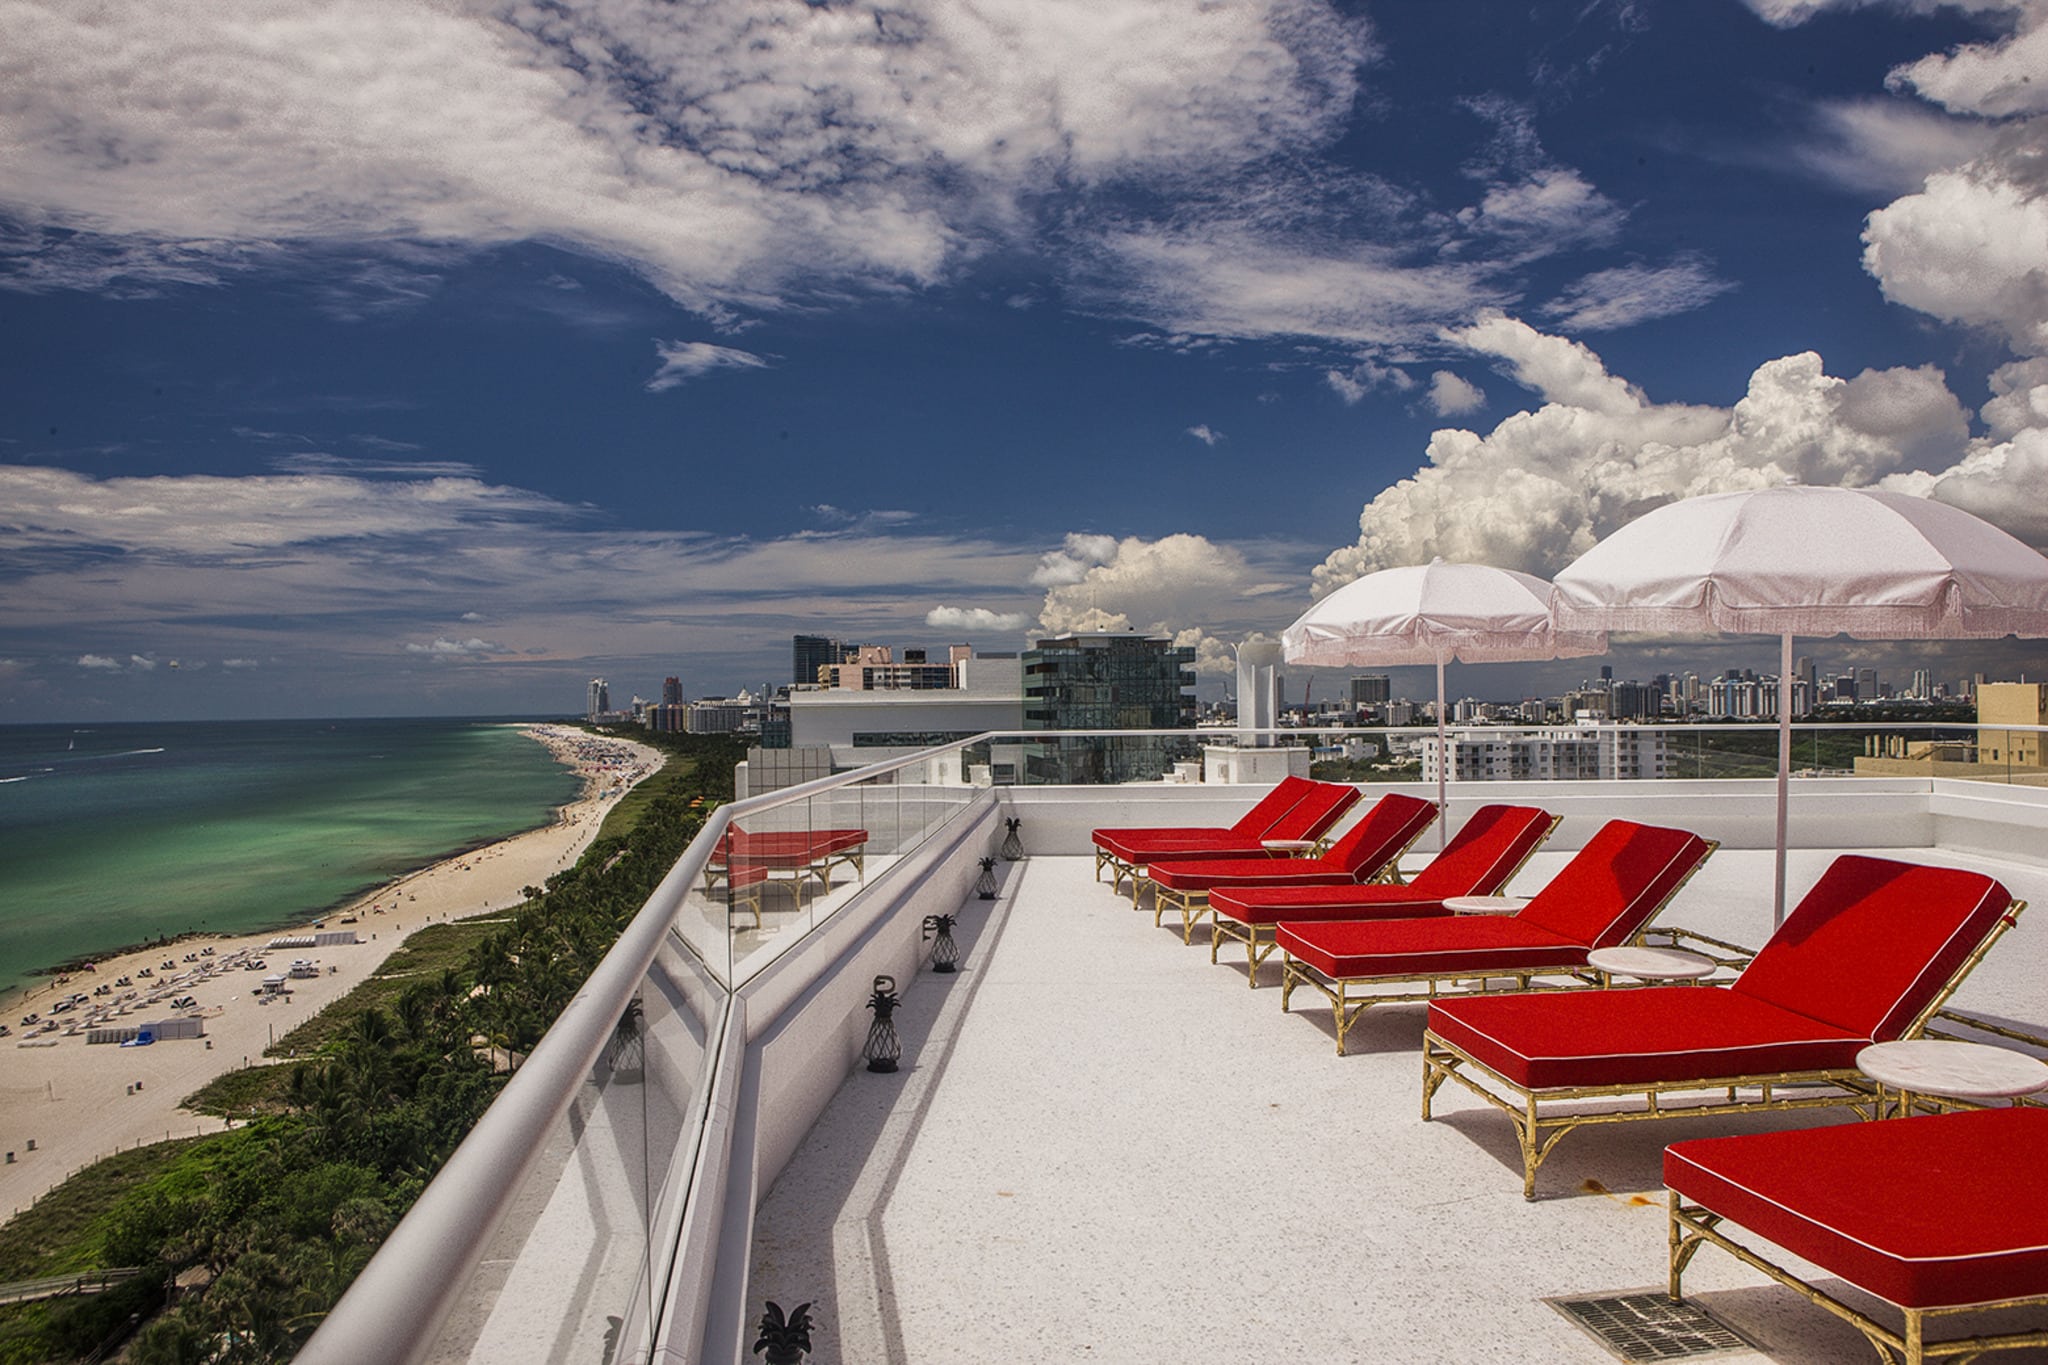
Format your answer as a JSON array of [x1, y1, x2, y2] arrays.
[[1277, 820, 1715, 1055], [1666, 1107, 2048, 1364], [1207, 804, 1559, 985], [1146, 792, 1437, 940], [1421, 855, 2022, 1197], [1094, 779, 1362, 905]]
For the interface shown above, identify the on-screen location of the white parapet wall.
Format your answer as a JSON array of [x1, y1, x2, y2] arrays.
[[999, 777, 1950, 860]]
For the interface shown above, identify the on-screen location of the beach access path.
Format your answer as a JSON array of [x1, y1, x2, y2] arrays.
[[0, 724, 663, 1225]]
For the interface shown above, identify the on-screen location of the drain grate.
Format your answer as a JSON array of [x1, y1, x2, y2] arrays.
[[1547, 1292, 1755, 1362]]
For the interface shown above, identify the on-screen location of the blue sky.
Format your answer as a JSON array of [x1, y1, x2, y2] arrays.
[[4, 0, 2047, 720]]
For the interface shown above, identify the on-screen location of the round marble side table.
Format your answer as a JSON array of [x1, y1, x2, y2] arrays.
[[1856, 1039, 2048, 1117], [1585, 945, 1718, 987]]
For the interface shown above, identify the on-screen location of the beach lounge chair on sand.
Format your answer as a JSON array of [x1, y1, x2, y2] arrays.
[[1277, 820, 1715, 1056], [1146, 793, 1437, 941], [1665, 1107, 2048, 1364], [1422, 855, 2021, 1198], [1207, 804, 1559, 985], [1094, 780, 1362, 905]]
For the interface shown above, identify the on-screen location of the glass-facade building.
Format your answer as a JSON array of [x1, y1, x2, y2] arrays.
[[792, 634, 839, 687], [1020, 632, 1198, 783]]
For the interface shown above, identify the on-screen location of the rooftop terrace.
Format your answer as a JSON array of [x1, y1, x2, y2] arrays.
[[749, 845, 2048, 1365], [299, 728, 2048, 1365]]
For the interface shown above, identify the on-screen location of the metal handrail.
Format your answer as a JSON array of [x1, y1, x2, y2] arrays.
[[301, 730, 999, 1364]]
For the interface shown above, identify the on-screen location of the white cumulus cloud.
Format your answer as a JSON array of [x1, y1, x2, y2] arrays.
[[1313, 318, 1980, 596], [1030, 533, 1123, 588], [1427, 371, 1486, 416], [1186, 424, 1224, 446], [925, 605, 1034, 633], [1325, 360, 1415, 404], [78, 654, 122, 670]]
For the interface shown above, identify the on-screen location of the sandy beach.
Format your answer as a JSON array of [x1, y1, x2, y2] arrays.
[[0, 724, 664, 1225]]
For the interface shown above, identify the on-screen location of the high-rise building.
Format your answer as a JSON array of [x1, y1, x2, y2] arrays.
[[662, 675, 683, 706], [1609, 680, 1662, 721], [1348, 675, 1391, 708], [1020, 632, 1196, 782], [792, 635, 839, 687], [1858, 667, 1879, 702], [586, 678, 610, 719]]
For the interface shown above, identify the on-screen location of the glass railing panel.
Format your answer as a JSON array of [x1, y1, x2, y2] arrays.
[[418, 930, 724, 1364]]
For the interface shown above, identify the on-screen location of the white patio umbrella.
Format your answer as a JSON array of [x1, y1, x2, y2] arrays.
[[1552, 485, 2048, 924], [1283, 560, 1606, 848]]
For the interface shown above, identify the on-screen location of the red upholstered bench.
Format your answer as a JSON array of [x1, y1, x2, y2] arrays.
[[1665, 1108, 2048, 1362], [1209, 804, 1557, 986], [706, 826, 870, 912], [1276, 820, 1714, 1055], [1422, 855, 2022, 1198], [1145, 792, 1435, 941]]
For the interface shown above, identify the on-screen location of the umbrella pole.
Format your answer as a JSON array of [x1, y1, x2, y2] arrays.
[[1436, 657, 1448, 852], [1775, 633, 1792, 927]]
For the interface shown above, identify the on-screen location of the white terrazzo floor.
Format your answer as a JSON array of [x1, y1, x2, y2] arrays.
[[749, 846, 2048, 1364]]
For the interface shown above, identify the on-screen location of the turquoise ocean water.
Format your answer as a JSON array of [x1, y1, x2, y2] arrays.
[[0, 718, 581, 1000]]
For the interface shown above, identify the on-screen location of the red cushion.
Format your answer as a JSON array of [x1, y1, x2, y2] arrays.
[[1210, 803, 1555, 925], [1236, 774, 1319, 837], [1427, 986, 1864, 1090], [1407, 805, 1555, 897], [1666, 1108, 2048, 1309], [1150, 859, 1359, 893], [723, 828, 867, 869], [1263, 782, 1361, 842], [1092, 830, 1270, 861], [1319, 793, 1436, 877], [1276, 916, 1584, 981], [1731, 856, 2014, 1042], [1212, 884, 1455, 928], [1515, 820, 1713, 948]]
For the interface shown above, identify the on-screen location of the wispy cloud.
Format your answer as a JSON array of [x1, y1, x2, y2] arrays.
[[404, 636, 509, 658], [270, 451, 483, 478], [1543, 256, 1737, 332], [1186, 424, 1224, 446], [646, 340, 770, 391]]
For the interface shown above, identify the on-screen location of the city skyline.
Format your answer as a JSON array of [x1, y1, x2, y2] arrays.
[[5, 1, 2048, 721]]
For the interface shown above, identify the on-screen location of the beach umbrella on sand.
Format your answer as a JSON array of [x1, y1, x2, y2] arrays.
[[1552, 485, 2048, 925], [1283, 560, 1607, 848]]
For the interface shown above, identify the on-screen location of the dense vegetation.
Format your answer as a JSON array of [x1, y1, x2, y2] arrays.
[[0, 728, 743, 1364]]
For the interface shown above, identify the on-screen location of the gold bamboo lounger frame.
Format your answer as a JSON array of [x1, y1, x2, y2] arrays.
[[1151, 826, 1425, 943], [1125, 833, 1345, 911], [1420, 898, 2024, 1199], [1281, 843, 1718, 1056], [1210, 812, 1561, 983], [1667, 1189, 2048, 1365]]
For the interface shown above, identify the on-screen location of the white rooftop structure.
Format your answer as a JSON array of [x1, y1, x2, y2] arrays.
[[300, 724, 2048, 1365]]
